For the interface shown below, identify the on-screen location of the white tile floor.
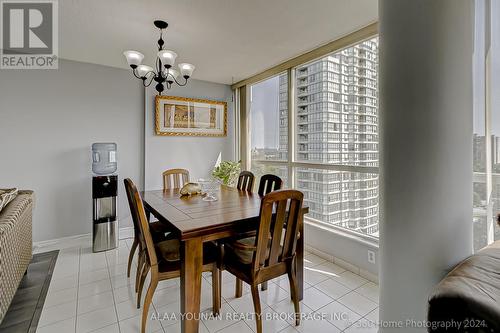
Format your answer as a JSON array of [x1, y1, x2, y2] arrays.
[[34, 239, 379, 333]]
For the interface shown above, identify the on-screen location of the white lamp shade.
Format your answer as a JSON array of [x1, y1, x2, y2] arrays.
[[136, 65, 154, 78], [158, 50, 177, 67], [179, 63, 195, 77], [164, 69, 179, 81], [123, 50, 144, 67]]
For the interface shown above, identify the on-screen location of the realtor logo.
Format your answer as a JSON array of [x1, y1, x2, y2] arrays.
[[1, 0, 58, 69]]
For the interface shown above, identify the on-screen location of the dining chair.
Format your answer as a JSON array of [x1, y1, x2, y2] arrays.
[[220, 189, 304, 333], [229, 173, 284, 293], [124, 179, 171, 286], [258, 174, 283, 196], [237, 171, 255, 192], [125, 178, 221, 333], [163, 168, 190, 190], [255, 173, 283, 291]]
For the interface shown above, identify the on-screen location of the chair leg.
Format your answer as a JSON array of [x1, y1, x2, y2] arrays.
[[136, 251, 145, 292], [261, 281, 268, 291], [235, 278, 243, 298], [250, 284, 263, 333], [141, 270, 158, 333], [288, 261, 301, 326], [127, 239, 138, 278], [137, 262, 150, 309], [211, 266, 221, 316]]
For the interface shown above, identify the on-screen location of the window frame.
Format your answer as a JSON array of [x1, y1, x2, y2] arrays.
[[239, 27, 380, 243]]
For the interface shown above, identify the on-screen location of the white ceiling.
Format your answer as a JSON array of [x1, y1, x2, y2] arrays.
[[59, 0, 377, 84]]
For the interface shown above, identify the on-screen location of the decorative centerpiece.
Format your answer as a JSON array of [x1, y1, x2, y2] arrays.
[[180, 183, 202, 196], [211, 160, 241, 187], [198, 178, 221, 202]]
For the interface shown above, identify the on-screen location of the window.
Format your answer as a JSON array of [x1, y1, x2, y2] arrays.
[[293, 37, 379, 238], [492, 6, 500, 244], [296, 168, 379, 235], [473, 0, 500, 252], [249, 73, 288, 185], [246, 37, 379, 239]]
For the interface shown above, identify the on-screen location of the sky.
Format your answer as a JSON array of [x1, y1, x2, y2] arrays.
[[250, 76, 280, 149]]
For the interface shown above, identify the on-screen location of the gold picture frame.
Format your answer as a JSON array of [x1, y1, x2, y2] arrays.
[[155, 96, 227, 137]]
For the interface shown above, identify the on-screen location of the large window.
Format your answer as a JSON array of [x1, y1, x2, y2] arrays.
[[473, 0, 500, 252], [248, 37, 379, 239]]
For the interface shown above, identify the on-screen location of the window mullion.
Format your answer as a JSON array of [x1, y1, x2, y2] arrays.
[[288, 68, 295, 188]]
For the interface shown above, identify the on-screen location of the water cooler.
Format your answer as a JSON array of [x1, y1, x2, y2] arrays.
[[92, 143, 118, 252]]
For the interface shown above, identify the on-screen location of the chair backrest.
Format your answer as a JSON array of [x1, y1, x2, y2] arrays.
[[124, 178, 158, 266], [257, 174, 283, 196], [252, 189, 303, 272], [237, 171, 255, 192], [124, 178, 141, 240], [163, 168, 190, 190]]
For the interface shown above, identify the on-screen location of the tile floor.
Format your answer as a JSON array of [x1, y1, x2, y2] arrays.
[[34, 238, 379, 333]]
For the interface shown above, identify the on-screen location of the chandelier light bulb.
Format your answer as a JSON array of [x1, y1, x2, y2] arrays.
[[123, 50, 144, 68], [158, 50, 178, 68], [165, 68, 180, 82], [136, 65, 154, 79], [179, 63, 195, 78]]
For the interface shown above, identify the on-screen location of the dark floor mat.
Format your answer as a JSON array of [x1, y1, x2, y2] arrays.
[[0, 250, 59, 333]]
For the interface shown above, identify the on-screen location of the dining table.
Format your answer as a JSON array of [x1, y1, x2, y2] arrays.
[[141, 185, 308, 333]]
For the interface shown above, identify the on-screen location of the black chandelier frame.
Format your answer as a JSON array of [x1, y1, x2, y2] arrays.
[[128, 20, 190, 95]]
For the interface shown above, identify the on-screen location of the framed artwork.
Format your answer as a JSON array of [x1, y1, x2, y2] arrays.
[[155, 96, 227, 137]]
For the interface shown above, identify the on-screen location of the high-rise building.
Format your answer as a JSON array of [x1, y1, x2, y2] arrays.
[[279, 38, 379, 236], [472, 133, 500, 250]]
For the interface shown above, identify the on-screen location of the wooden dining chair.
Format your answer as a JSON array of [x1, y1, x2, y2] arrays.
[[256, 173, 283, 290], [163, 168, 190, 190], [125, 178, 221, 333], [124, 179, 171, 288], [237, 171, 255, 192], [229, 173, 283, 293], [258, 174, 283, 196], [220, 189, 304, 333]]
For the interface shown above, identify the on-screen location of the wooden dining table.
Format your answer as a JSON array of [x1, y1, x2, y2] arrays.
[[141, 185, 308, 333]]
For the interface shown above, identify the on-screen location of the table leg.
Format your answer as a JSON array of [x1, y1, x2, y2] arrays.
[[297, 213, 304, 301], [180, 237, 203, 333]]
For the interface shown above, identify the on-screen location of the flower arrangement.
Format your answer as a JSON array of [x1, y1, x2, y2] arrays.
[[211, 160, 241, 186]]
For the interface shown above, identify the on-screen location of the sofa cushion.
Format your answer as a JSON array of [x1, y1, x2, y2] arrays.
[[428, 241, 500, 332], [0, 188, 18, 213]]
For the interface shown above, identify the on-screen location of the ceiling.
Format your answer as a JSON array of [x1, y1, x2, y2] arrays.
[[59, 0, 377, 85]]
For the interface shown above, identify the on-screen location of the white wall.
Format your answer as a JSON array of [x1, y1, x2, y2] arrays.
[[0, 58, 233, 242], [379, 0, 473, 330], [0, 60, 144, 242], [144, 81, 234, 190], [0, 59, 234, 242], [305, 224, 378, 279]]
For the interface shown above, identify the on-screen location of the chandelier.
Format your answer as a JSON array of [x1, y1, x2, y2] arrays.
[[123, 20, 195, 95]]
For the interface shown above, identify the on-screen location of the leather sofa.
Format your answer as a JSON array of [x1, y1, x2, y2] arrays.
[[0, 191, 33, 323], [428, 241, 500, 332]]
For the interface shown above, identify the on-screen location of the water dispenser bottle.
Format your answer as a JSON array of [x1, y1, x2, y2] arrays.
[[92, 143, 117, 175]]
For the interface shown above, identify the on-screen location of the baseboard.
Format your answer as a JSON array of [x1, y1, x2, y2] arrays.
[[34, 226, 134, 252], [118, 226, 134, 239], [33, 233, 91, 251], [305, 244, 379, 284]]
